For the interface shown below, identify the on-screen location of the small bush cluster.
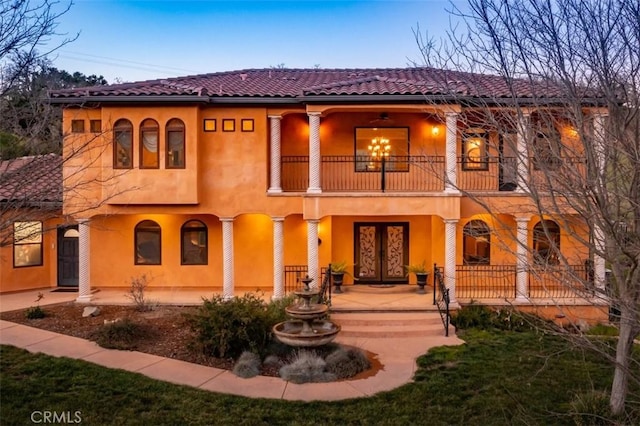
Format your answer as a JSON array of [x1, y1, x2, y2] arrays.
[[187, 293, 293, 358], [451, 303, 540, 332], [232, 351, 261, 378], [25, 305, 47, 319], [125, 274, 157, 312], [325, 346, 371, 379], [90, 318, 153, 350], [569, 391, 613, 426], [279, 350, 337, 384]]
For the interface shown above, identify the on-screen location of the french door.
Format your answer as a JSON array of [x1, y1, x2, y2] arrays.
[[354, 222, 409, 284]]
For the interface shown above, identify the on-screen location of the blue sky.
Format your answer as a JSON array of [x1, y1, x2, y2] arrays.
[[50, 0, 464, 83]]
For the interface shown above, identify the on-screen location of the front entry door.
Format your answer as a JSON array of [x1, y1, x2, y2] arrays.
[[354, 222, 409, 284], [57, 226, 79, 287]]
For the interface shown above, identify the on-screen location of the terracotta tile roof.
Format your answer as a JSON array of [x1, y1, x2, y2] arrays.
[[0, 154, 62, 204], [48, 67, 570, 101]]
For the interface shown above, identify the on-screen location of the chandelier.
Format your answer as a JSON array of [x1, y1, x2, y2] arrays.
[[368, 137, 390, 159]]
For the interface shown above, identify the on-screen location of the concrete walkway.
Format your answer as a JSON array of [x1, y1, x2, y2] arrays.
[[0, 288, 464, 401]]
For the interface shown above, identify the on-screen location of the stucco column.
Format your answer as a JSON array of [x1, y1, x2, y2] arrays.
[[515, 216, 530, 301], [444, 112, 459, 193], [306, 219, 320, 289], [516, 112, 531, 193], [76, 219, 92, 303], [592, 112, 608, 292], [444, 219, 458, 305], [268, 115, 283, 194], [221, 217, 235, 299], [307, 112, 322, 194], [272, 217, 285, 299]]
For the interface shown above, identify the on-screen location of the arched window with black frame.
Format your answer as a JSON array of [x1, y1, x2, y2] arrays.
[[140, 118, 159, 169], [181, 220, 208, 265], [113, 119, 133, 169], [166, 118, 185, 169], [533, 220, 560, 265], [135, 220, 161, 265], [463, 220, 491, 265]]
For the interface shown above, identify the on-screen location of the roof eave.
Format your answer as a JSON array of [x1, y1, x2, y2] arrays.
[[48, 95, 211, 105]]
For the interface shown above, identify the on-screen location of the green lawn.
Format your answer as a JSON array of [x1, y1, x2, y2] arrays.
[[0, 330, 632, 425]]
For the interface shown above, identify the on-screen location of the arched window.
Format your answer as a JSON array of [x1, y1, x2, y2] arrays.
[[135, 220, 161, 265], [181, 220, 207, 265], [463, 220, 491, 265], [166, 118, 185, 169], [140, 119, 159, 169], [113, 119, 133, 169], [533, 220, 560, 265]]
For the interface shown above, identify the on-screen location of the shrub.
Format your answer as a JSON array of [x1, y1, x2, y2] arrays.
[[569, 391, 613, 426], [232, 351, 261, 378], [187, 293, 290, 359], [451, 303, 495, 330], [25, 306, 47, 319], [279, 350, 336, 384], [90, 318, 153, 350], [452, 303, 542, 332], [325, 346, 371, 379], [125, 274, 156, 312]]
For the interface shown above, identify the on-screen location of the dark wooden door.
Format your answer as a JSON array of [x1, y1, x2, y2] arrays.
[[354, 222, 409, 284], [57, 226, 79, 287]]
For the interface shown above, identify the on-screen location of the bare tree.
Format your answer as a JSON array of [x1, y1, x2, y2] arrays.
[[0, 0, 77, 97], [414, 0, 640, 417]]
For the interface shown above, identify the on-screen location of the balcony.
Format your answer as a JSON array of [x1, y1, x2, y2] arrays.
[[279, 155, 586, 194], [281, 155, 445, 192]]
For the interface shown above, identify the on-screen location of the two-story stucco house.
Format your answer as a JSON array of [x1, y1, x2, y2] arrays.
[[2, 67, 608, 321]]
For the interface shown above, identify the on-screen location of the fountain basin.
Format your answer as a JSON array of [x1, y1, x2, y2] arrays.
[[272, 320, 341, 347], [285, 304, 328, 321]]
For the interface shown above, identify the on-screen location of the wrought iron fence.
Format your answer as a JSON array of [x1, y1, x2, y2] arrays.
[[283, 265, 327, 295], [280, 155, 445, 192], [455, 265, 518, 299], [528, 263, 594, 299], [433, 264, 450, 336], [457, 157, 518, 192]]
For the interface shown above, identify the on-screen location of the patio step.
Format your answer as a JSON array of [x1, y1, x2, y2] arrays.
[[330, 311, 451, 338]]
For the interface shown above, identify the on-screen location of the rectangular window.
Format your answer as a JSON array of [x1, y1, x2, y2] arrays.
[[203, 119, 216, 132], [533, 130, 562, 170], [71, 120, 85, 133], [463, 129, 488, 171], [90, 120, 102, 133], [354, 127, 409, 172], [14, 221, 43, 267]]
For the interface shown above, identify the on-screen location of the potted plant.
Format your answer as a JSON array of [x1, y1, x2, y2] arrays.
[[329, 261, 350, 294], [405, 261, 430, 294]]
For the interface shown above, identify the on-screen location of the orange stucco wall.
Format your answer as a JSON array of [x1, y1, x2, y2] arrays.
[[0, 217, 64, 293]]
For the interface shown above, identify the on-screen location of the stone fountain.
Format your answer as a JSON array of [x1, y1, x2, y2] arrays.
[[272, 276, 341, 347]]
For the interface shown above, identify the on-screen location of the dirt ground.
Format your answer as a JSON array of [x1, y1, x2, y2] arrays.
[[0, 303, 239, 372]]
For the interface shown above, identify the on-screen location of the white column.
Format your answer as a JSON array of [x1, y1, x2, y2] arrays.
[[306, 219, 320, 289], [272, 217, 285, 299], [516, 112, 531, 193], [76, 219, 92, 303], [444, 112, 459, 193], [592, 112, 608, 292], [221, 218, 235, 299], [267, 115, 282, 194], [307, 112, 322, 194], [515, 216, 530, 301], [444, 219, 458, 305]]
